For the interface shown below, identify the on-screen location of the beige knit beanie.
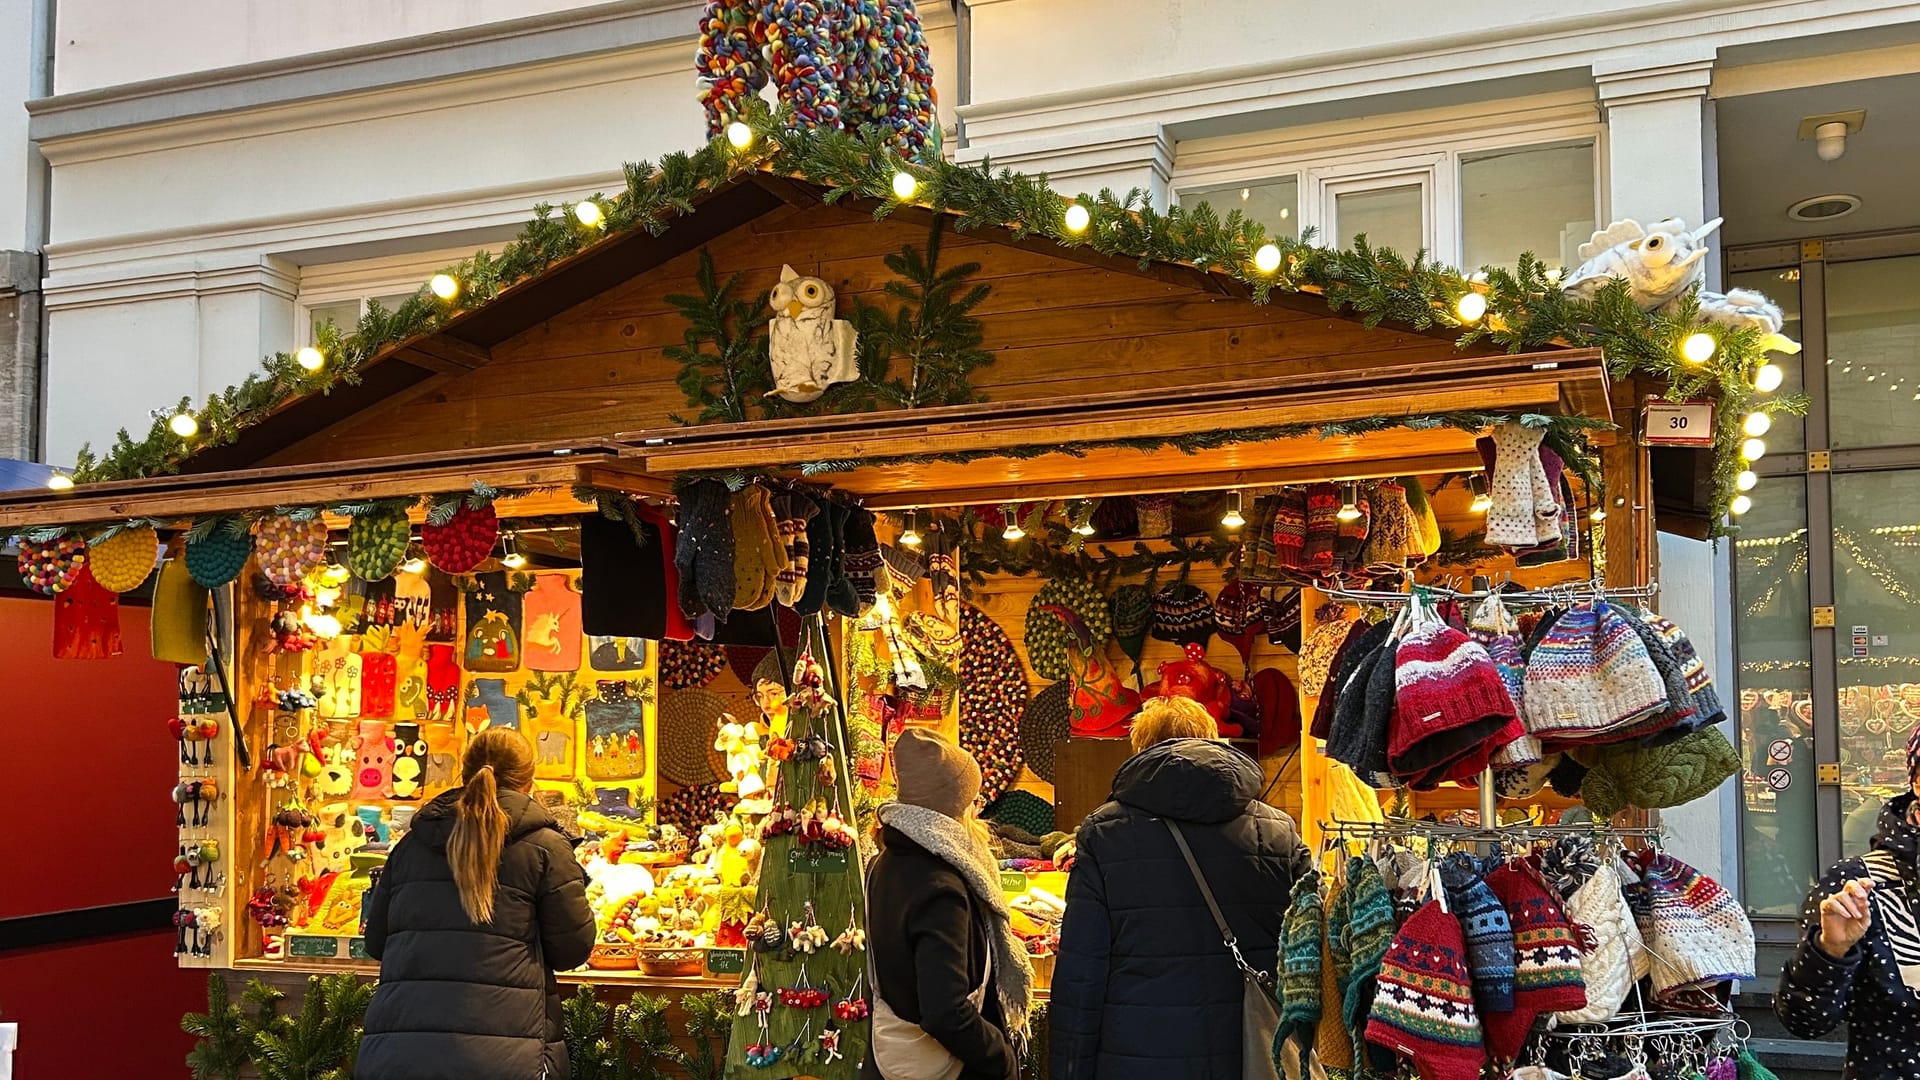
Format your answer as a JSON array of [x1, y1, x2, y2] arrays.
[[893, 727, 981, 821]]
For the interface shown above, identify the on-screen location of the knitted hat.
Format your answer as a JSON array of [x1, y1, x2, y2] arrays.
[[1134, 494, 1174, 538], [1389, 621, 1523, 783], [1468, 595, 1540, 767], [1616, 614, 1699, 744], [1214, 579, 1266, 672], [1492, 755, 1560, 801], [1326, 624, 1397, 787], [1300, 606, 1360, 699], [894, 727, 982, 820], [1522, 602, 1668, 745], [1264, 587, 1302, 652], [1302, 484, 1340, 572], [1639, 612, 1727, 733], [1365, 901, 1484, 1080], [1311, 922, 1355, 1078], [1277, 872, 1325, 1056], [1554, 858, 1642, 1024], [1340, 857, 1398, 1038], [1242, 495, 1279, 581], [1330, 487, 1372, 576], [1110, 582, 1154, 685], [1091, 496, 1137, 538], [729, 485, 783, 611], [1483, 864, 1587, 1062], [842, 506, 883, 613], [1575, 727, 1739, 816], [1151, 579, 1216, 647], [768, 490, 819, 608], [959, 602, 1029, 804], [1272, 488, 1309, 572], [1629, 850, 1755, 1008], [1020, 683, 1074, 784], [673, 479, 736, 623], [1440, 852, 1516, 1014], [1253, 667, 1301, 756], [1360, 480, 1421, 575], [983, 789, 1055, 838], [1404, 477, 1442, 559]]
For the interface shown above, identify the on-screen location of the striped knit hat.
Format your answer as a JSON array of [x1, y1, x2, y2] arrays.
[[1522, 601, 1668, 746], [1302, 484, 1341, 572], [1272, 488, 1309, 572], [1365, 901, 1485, 1080], [1640, 612, 1727, 732], [1389, 621, 1523, 785], [1340, 857, 1398, 1038], [1277, 872, 1325, 1058], [1629, 850, 1755, 1010], [1483, 864, 1588, 1062]]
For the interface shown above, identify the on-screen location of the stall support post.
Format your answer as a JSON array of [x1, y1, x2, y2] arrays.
[[1297, 587, 1329, 850]]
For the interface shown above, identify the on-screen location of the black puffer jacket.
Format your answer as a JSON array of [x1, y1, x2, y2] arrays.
[[1050, 739, 1311, 1080], [358, 787, 594, 1080], [863, 825, 1018, 1080]]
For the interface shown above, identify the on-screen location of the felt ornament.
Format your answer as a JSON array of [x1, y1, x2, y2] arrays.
[[17, 533, 87, 595], [661, 639, 727, 689], [314, 638, 364, 719], [958, 602, 1029, 804], [421, 502, 500, 575], [89, 525, 160, 593], [1019, 682, 1074, 784], [1024, 576, 1111, 681], [255, 516, 330, 589], [53, 563, 122, 659], [462, 572, 523, 674], [1109, 580, 1155, 686], [658, 689, 729, 786], [390, 721, 428, 799], [586, 680, 650, 781], [347, 505, 411, 582], [589, 635, 650, 672], [521, 573, 583, 672], [184, 522, 251, 588]]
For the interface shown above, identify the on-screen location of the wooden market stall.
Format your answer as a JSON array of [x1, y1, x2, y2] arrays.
[[0, 171, 1668, 1026]]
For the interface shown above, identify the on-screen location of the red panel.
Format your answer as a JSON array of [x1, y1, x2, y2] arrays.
[[0, 595, 180, 919], [0, 930, 202, 1079]]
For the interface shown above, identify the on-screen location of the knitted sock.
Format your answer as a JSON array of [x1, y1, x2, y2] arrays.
[[1302, 484, 1339, 570], [769, 490, 819, 608], [841, 506, 882, 613], [1330, 486, 1370, 576], [1272, 487, 1308, 571]]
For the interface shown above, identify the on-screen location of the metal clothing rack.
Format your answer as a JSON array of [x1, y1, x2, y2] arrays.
[[1535, 1010, 1748, 1076], [1320, 817, 1662, 846]]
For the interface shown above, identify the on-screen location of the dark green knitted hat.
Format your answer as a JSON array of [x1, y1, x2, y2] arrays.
[[1577, 726, 1739, 817], [1277, 871, 1325, 1050]]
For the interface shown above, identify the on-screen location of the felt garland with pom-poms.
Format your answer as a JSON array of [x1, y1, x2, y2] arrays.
[[17, 533, 87, 596], [958, 602, 1028, 804], [88, 525, 160, 593], [255, 516, 329, 588]]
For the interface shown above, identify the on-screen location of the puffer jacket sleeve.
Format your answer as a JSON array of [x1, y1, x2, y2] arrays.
[[1776, 860, 1867, 1039], [531, 830, 595, 973], [1048, 835, 1111, 1080], [907, 880, 1018, 1079], [361, 836, 406, 961]]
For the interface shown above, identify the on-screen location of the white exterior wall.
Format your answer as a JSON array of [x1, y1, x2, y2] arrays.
[[23, 0, 1920, 894]]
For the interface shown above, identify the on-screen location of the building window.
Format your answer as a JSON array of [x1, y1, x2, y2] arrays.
[[295, 245, 487, 349], [1177, 139, 1598, 272], [305, 294, 416, 345], [1827, 255, 1920, 450]]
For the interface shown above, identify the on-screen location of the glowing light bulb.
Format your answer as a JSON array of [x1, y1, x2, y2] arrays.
[[891, 171, 918, 199], [1736, 470, 1758, 492], [1680, 332, 1716, 364], [1545, 267, 1563, 283], [430, 273, 460, 301], [169, 413, 199, 438], [401, 554, 427, 574], [1730, 494, 1753, 516], [1468, 474, 1492, 513], [1742, 437, 1767, 462], [1253, 243, 1282, 274], [1072, 520, 1097, 537], [1754, 363, 1784, 393], [1743, 412, 1772, 437], [1336, 482, 1362, 522], [302, 610, 342, 639], [296, 346, 325, 372], [1221, 491, 1246, 530], [499, 532, 528, 570], [1003, 521, 1025, 541], [1590, 507, 1607, 522], [46, 473, 74, 491], [725, 121, 753, 149], [898, 510, 923, 548], [1455, 291, 1488, 322], [1064, 203, 1091, 233], [573, 200, 604, 228]]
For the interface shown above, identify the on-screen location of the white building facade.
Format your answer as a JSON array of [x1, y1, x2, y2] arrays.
[[11, 0, 1920, 1026]]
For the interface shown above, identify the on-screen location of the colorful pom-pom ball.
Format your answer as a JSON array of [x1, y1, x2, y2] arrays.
[[254, 515, 330, 588], [17, 533, 87, 595], [89, 525, 160, 593], [184, 522, 253, 588], [347, 505, 411, 582]]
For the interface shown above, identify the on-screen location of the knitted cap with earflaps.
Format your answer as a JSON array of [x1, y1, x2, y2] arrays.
[[1440, 852, 1516, 1014], [1214, 579, 1266, 672], [1300, 605, 1361, 698], [1264, 587, 1302, 652], [1574, 727, 1739, 817], [1340, 857, 1398, 1058], [1277, 872, 1325, 1058], [1109, 580, 1154, 685], [1628, 850, 1755, 1009], [1151, 577, 1216, 647], [1310, 921, 1354, 1079], [1364, 900, 1485, 1080], [1483, 863, 1588, 1062], [1522, 601, 1669, 745], [1271, 488, 1308, 572]]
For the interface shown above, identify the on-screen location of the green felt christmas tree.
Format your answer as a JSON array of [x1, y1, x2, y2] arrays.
[[726, 648, 869, 1080]]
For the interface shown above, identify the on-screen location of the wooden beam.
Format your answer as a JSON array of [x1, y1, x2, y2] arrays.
[[853, 452, 1487, 509], [574, 462, 676, 501], [395, 334, 491, 374]]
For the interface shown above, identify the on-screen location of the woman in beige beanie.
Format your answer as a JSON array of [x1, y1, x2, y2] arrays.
[[865, 728, 1031, 1080]]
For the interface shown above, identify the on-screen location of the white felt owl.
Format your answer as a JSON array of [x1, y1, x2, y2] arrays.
[[768, 265, 859, 403]]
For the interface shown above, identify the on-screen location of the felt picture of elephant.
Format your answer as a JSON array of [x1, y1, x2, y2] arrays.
[[535, 731, 571, 774], [424, 752, 455, 789]]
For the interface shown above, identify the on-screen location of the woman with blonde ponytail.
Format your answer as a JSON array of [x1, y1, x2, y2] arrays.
[[358, 728, 595, 1080]]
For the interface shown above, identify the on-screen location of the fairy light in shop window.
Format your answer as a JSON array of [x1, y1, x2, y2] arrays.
[[296, 346, 325, 372], [1221, 491, 1246, 529], [1336, 483, 1363, 522], [898, 510, 922, 547]]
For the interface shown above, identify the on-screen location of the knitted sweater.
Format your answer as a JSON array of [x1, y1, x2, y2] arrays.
[[1776, 797, 1920, 1080]]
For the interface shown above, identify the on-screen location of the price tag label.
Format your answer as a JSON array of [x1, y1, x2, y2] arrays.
[[788, 848, 849, 875], [1000, 872, 1029, 892], [287, 934, 342, 959], [706, 949, 746, 975], [1641, 399, 1716, 447], [347, 937, 370, 960]]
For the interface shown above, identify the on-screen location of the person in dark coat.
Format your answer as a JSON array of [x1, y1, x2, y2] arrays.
[[1776, 727, 1920, 1080], [1051, 696, 1311, 1080], [358, 727, 595, 1080], [865, 728, 1033, 1080]]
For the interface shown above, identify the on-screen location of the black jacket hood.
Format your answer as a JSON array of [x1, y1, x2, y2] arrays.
[[1110, 738, 1262, 824], [406, 787, 562, 852]]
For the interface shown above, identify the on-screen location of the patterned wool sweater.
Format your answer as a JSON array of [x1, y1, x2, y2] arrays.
[[1776, 796, 1920, 1080]]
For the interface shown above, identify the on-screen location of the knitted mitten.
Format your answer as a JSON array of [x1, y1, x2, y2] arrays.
[[841, 506, 882, 613], [730, 486, 780, 611], [674, 479, 735, 622], [825, 501, 859, 618], [1271, 488, 1308, 572], [1330, 487, 1370, 575], [1302, 484, 1340, 571], [1486, 422, 1549, 547], [769, 491, 819, 608]]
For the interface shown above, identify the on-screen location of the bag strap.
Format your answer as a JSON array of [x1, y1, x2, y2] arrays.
[[1165, 819, 1259, 978]]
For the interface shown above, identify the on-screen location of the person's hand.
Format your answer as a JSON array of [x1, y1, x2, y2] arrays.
[[1817, 879, 1874, 959]]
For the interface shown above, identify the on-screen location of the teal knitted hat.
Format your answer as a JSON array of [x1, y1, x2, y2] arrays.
[[1277, 872, 1325, 1051], [1340, 857, 1397, 1038]]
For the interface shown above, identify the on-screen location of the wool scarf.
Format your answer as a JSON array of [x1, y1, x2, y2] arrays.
[[875, 802, 1035, 1038]]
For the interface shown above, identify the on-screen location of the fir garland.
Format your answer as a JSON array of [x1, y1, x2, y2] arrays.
[[65, 99, 1797, 529]]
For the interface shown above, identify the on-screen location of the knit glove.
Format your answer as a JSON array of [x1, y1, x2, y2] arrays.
[[1486, 422, 1549, 547]]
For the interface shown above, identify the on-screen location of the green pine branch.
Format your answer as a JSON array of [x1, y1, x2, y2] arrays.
[[664, 248, 773, 425], [249, 974, 370, 1080]]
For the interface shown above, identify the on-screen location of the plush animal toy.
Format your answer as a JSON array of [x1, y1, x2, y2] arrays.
[[1561, 217, 1799, 354], [714, 715, 770, 801], [349, 720, 395, 801]]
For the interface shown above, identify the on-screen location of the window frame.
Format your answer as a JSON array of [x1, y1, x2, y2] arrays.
[[294, 246, 485, 346]]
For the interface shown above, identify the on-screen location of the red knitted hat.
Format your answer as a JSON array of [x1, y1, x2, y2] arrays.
[[1253, 667, 1301, 756], [1272, 487, 1309, 571], [1483, 864, 1588, 1062], [1389, 621, 1522, 782], [1365, 901, 1486, 1080]]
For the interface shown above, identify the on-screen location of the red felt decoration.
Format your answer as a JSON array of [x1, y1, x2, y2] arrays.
[[421, 503, 500, 574]]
